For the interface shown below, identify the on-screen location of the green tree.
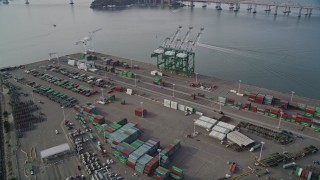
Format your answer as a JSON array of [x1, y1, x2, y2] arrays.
[[4, 121, 10, 133], [3, 111, 8, 118]]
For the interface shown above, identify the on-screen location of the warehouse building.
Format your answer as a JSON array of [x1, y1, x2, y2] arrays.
[[40, 143, 71, 162], [226, 131, 254, 148]]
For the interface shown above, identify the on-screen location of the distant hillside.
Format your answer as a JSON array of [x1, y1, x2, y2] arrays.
[[90, 0, 135, 9]]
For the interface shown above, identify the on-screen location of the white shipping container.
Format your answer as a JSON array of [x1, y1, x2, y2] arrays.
[[196, 112, 203, 116], [126, 89, 133, 95], [209, 130, 226, 140], [217, 121, 236, 131], [68, 60, 76, 66], [170, 101, 178, 110], [178, 104, 185, 111], [230, 90, 237, 93], [150, 70, 157, 76], [298, 168, 302, 177], [199, 116, 218, 125], [164, 99, 171, 108], [212, 125, 229, 134], [194, 120, 214, 129]]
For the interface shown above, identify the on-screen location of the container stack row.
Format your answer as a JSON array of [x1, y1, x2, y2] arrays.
[[170, 166, 184, 180], [74, 104, 97, 114], [107, 123, 141, 145], [143, 156, 159, 175], [153, 166, 170, 180], [160, 139, 181, 162], [293, 167, 313, 180], [135, 154, 154, 173], [127, 141, 153, 169]]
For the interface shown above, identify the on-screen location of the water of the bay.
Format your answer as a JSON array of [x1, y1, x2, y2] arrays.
[[0, 0, 319, 99]]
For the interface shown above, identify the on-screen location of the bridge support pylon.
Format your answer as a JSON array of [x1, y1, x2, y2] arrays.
[[298, 8, 302, 17], [247, 4, 252, 12], [309, 8, 312, 16], [234, 3, 240, 12], [252, 4, 257, 14]]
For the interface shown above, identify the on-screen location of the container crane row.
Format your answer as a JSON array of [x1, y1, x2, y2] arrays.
[[151, 26, 204, 76]]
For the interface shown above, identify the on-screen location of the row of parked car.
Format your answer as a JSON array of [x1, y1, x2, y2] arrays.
[[32, 85, 77, 107], [52, 66, 114, 88]]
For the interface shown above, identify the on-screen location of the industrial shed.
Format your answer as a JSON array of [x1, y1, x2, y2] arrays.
[[227, 131, 254, 147], [40, 143, 71, 161]]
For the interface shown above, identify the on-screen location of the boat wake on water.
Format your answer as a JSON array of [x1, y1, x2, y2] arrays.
[[197, 42, 258, 59]]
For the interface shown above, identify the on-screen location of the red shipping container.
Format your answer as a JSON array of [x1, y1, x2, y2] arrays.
[[312, 122, 320, 127], [114, 85, 122, 92], [300, 169, 306, 178], [305, 108, 315, 114], [171, 169, 183, 176], [112, 141, 119, 145], [304, 171, 309, 179], [135, 107, 147, 117], [106, 127, 114, 133], [248, 93, 257, 99], [153, 175, 163, 180], [126, 160, 135, 169], [301, 117, 312, 124]]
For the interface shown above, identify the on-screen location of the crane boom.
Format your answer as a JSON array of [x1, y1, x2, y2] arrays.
[[178, 27, 193, 49], [168, 25, 182, 48], [89, 28, 102, 39], [163, 37, 171, 47], [189, 28, 204, 52]]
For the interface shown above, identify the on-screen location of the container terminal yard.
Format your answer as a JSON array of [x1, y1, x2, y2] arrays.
[[1, 50, 320, 180]]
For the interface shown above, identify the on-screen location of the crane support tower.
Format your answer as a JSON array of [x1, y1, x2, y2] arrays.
[[151, 26, 204, 76]]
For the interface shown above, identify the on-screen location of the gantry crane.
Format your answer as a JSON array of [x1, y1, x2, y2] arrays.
[[75, 28, 102, 53], [48, 52, 60, 64]]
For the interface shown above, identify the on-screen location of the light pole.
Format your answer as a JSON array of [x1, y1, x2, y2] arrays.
[[140, 102, 144, 118], [61, 106, 66, 121], [172, 84, 175, 98], [237, 80, 242, 94], [219, 102, 222, 112], [134, 74, 137, 87], [195, 73, 198, 83], [31, 92, 35, 102], [277, 111, 284, 129], [157, 149, 161, 167], [258, 141, 265, 161], [290, 91, 295, 103], [131, 59, 133, 68]]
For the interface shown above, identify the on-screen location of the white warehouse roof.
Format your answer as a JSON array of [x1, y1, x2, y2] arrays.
[[40, 143, 71, 159], [227, 131, 254, 147]]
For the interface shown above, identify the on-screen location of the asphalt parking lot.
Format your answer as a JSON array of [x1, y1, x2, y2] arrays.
[[3, 57, 320, 180]]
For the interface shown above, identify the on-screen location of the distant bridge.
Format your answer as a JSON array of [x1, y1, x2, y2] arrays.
[[178, 0, 320, 17]]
